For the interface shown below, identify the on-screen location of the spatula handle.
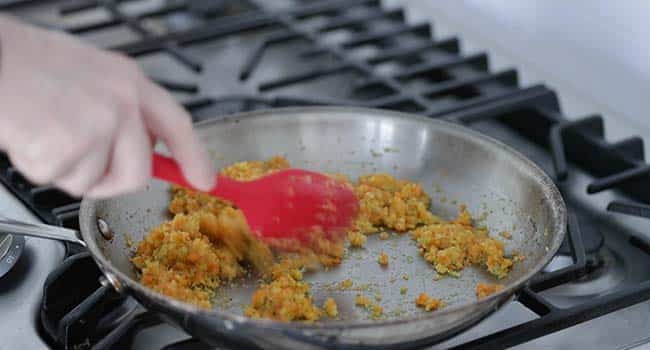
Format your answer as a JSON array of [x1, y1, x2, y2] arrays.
[[151, 153, 238, 202], [152, 153, 194, 189]]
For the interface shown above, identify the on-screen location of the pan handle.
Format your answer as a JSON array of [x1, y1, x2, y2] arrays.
[[0, 217, 86, 247]]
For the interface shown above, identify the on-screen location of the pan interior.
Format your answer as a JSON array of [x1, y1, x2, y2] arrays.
[[87, 108, 562, 322]]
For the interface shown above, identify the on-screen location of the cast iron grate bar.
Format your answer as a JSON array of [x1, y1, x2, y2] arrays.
[[110, 0, 376, 56], [239, 30, 303, 80], [102, 0, 203, 71], [153, 78, 199, 94], [422, 69, 517, 99], [549, 115, 604, 181], [427, 85, 533, 118], [64, 2, 188, 34], [449, 212, 650, 350], [59, 0, 139, 15], [110, 10, 275, 56], [40, 0, 207, 95], [339, 23, 430, 49], [258, 63, 355, 91], [367, 94, 412, 109], [442, 84, 650, 203], [452, 277, 650, 350], [528, 214, 587, 292], [315, 8, 404, 34], [247, 0, 431, 112], [366, 38, 459, 64], [93, 311, 163, 350], [394, 53, 488, 80], [607, 200, 650, 219], [587, 165, 650, 194], [0, 0, 56, 10], [57, 0, 204, 71]]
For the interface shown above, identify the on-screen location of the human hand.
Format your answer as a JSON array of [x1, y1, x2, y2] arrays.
[[0, 16, 215, 197]]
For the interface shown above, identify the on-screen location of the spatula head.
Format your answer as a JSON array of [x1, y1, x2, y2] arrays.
[[213, 169, 358, 242]]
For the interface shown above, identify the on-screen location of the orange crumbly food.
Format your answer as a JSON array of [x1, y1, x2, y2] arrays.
[[476, 283, 503, 299], [133, 155, 520, 322], [378, 252, 389, 266], [415, 293, 443, 312], [355, 294, 383, 319], [323, 297, 338, 318], [348, 231, 367, 248], [411, 205, 513, 279], [245, 274, 321, 322], [134, 156, 347, 321], [352, 174, 441, 235], [339, 279, 354, 290], [132, 213, 245, 308], [219, 156, 290, 180], [355, 294, 372, 307]]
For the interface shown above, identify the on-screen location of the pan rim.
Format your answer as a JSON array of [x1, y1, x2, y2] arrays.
[[80, 106, 567, 332]]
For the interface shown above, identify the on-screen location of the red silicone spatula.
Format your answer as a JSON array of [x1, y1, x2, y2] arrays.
[[152, 153, 358, 241]]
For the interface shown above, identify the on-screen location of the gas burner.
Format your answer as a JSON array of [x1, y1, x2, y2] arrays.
[[40, 253, 138, 350], [541, 248, 621, 305], [0, 233, 24, 279], [557, 212, 603, 255], [541, 229, 650, 308]]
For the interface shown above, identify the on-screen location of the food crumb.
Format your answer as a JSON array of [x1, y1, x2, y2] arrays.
[[355, 294, 383, 319], [402, 274, 409, 281], [400, 287, 408, 295], [415, 293, 443, 312], [323, 297, 338, 318], [348, 232, 367, 248], [512, 250, 526, 263], [499, 231, 513, 240], [124, 233, 133, 248], [355, 294, 371, 307], [476, 283, 503, 299], [378, 252, 389, 266], [374, 292, 382, 302], [379, 232, 390, 240], [356, 283, 370, 292], [371, 304, 383, 318], [339, 279, 353, 290]]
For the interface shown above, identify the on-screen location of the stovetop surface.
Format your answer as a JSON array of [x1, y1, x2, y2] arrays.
[[2, 1, 650, 349]]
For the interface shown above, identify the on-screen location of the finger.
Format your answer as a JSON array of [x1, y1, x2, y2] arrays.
[[86, 115, 152, 198], [54, 139, 112, 197], [138, 78, 215, 191], [7, 121, 88, 185], [5, 98, 117, 186]]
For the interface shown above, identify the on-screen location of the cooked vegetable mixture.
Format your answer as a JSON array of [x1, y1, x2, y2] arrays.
[[132, 156, 516, 321], [412, 205, 513, 279]]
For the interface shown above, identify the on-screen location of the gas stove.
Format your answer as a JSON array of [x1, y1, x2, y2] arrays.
[[2, 1, 650, 349]]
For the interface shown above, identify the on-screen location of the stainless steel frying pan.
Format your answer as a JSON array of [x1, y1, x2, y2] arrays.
[[0, 107, 566, 349]]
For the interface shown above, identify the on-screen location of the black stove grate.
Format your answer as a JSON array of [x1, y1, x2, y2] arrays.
[[2, 0, 650, 349]]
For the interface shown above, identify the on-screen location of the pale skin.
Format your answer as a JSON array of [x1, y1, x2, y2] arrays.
[[0, 15, 216, 198]]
